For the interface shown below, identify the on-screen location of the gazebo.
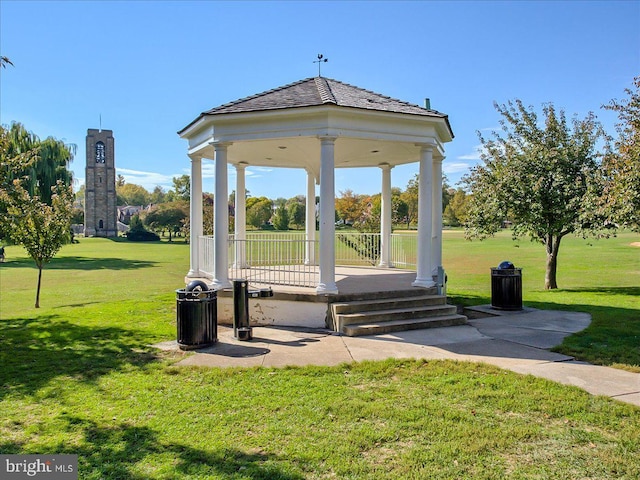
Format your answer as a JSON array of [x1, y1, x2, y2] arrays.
[[178, 76, 454, 301]]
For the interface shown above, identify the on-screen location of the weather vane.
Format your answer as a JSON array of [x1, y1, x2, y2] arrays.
[[313, 54, 328, 77]]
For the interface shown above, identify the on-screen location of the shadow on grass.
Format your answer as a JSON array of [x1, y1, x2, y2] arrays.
[[0, 418, 304, 479], [0, 315, 157, 400], [0, 256, 157, 270], [561, 286, 640, 297]]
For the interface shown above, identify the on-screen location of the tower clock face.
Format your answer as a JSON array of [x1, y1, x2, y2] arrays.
[[95, 142, 106, 163]]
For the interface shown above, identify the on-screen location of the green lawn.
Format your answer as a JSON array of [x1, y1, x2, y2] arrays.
[[0, 233, 639, 479]]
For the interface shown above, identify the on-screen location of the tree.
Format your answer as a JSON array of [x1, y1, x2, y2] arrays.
[[166, 174, 190, 202], [150, 185, 167, 204], [272, 203, 290, 230], [143, 202, 188, 241], [463, 100, 607, 289], [286, 196, 306, 229], [126, 213, 160, 242], [1, 125, 75, 307], [116, 182, 150, 206], [246, 197, 273, 228], [400, 175, 419, 229], [116, 174, 126, 187], [335, 189, 364, 225], [1, 56, 13, 69], [443, 188, 470, 227], [4, 181, 73, 308], [600, 76, 640, 231], [5, 122, 75, 205]]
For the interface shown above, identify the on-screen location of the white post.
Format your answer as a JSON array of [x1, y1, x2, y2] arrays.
[[187, 156, 203, 278], [305, 168, 317, 265], [412, 144, 435, 288], [431, 157, 443, 277], [234, 162, 247, 268], [378, 163, 393, 268], [212, 142, 232, 290], [317, 136, 338, 294]]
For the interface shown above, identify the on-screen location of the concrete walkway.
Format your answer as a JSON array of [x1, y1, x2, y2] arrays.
[[155, 306, 640, 407]]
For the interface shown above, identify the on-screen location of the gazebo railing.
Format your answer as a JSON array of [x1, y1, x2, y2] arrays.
[[198, 232, 417, 287]]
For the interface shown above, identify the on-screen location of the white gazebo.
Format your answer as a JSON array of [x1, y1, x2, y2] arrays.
[[178, 77, 453, 296]]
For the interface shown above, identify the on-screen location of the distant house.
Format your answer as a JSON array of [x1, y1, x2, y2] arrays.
[[117, 205, 147, 224]]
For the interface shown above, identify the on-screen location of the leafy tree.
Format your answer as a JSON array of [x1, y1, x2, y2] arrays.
[[143, 202, 188, 241], [400, 175, 419, 229], [463, 100, 607, 289], [335, 189, 364, 224], [390, 187, 408, 227], [116, 183, 150, 206], [4, 180, 73, 308], [246, 196, 273, 228], [116, 174, 126, 187], [150, 185, 167, 204], [354, 194, 379, 233], [4, 122, 75, 205], [1, 124, 75, 307], [166, 174, 190, 202], [272, 204, 290, 230], [126, 213, 160, 242], [1, 56, 13, 69], [600, 76, 640, 231], [443, 188, 470, 227], [286, 196, 306, 229]]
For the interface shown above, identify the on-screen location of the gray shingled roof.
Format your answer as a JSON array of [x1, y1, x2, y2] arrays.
[[180, 77, 453, 137], [206, 77, 443, 116]]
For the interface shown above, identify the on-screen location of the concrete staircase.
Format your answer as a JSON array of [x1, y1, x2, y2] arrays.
[[330, 290, 467, 337]]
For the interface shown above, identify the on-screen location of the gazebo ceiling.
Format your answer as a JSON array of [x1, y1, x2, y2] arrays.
[[179, 77, 454, 171]]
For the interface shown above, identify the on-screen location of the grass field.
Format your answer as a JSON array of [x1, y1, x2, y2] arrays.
[[0, 231, 639, 479]]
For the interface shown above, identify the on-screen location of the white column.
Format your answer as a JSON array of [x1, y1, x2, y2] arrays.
[[412, 145, 435, 288], [378, 163, 393, 268], [187, 156, 203, 278], [212, 142, 232, 290], [234, 162, 247, 268], [431, 157, 443, 277], [305, 169, 317, 265], [316, 136, 338, 294]]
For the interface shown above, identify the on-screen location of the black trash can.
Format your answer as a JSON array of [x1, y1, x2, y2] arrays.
[[491, 261, 523, 311], [176, 282, 217, 350]]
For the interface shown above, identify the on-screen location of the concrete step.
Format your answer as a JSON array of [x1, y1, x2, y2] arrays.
[[342, 314, 468, 337], [336, 304, 459, 330], [332, 295, 446, 315]]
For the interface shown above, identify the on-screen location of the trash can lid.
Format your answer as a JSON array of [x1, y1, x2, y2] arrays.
[[498, 261, 515, 269], [186, 280, 210, 292]]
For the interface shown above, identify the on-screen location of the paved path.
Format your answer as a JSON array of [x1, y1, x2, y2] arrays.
[[154, 306, 640, 407]]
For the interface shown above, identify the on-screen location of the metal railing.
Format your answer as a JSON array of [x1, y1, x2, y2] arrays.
[[198, 231, 417, 287], [390, 233, 418, 269]]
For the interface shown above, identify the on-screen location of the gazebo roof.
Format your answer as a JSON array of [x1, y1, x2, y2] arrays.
[[179, 77, 453, 138]]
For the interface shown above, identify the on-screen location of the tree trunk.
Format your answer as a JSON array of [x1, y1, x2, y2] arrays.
[[35, 265, 43, 308], [545, 235, 562, 290]]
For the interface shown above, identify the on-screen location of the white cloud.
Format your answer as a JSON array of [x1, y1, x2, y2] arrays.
[[443, 162, 474, 175], [117, 168, 179, 191], [457, 144, 484, 161]]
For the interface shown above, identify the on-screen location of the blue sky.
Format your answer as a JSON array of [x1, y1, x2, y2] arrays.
[[1, 1, 638, 199]]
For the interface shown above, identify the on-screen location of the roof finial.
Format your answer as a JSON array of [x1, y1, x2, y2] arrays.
[[313, 54, 328, 77]]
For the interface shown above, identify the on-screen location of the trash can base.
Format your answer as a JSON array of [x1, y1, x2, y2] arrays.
[[237, 327, 253, 341], [178, 339, 217, 351]]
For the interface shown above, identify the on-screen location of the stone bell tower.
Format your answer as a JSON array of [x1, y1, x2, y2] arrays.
[[84, 129, 117, 237]]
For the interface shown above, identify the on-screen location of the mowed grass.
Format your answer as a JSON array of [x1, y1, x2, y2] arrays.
[[0, 233, 639, 479]]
